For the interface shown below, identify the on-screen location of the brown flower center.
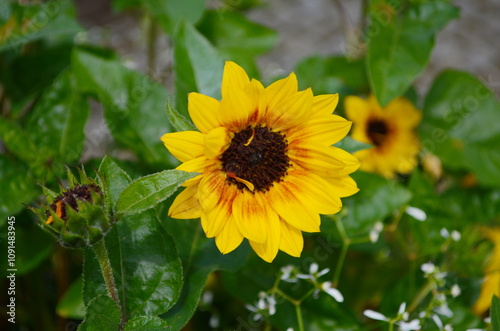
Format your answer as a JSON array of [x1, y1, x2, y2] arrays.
[[47, 184, 100, 222], [367, 119, 389, 147], [220, 125, 290, 192]]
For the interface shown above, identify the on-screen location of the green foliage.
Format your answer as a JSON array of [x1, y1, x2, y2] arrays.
[[2, 0, 498, 330]]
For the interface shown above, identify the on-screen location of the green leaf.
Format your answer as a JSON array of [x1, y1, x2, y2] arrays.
[[491, 296, 500, 330], [165, 102, 196, 132], [197, 10, 277, 77], [341, 171, 412, 236], [144, 0, 206, 35], [78, 295, 120, 331], [173, 21, 224, 117], [123, 316, 168, 331], [72, 48, 174, 167], [0, 0, 82, 52], [116, 170, 197, 215], [98, 156, 132, 214], [56, 276, 85, 320], [295, 55, 369, 97], [83, 161, 183, 318], [160, 216, 249, 330], [421, 70, 500, 187], [334, 136, 372, 154], [366, 0, 459, 106], [0, 156, 38, 223], [26, 69, 89, 165]]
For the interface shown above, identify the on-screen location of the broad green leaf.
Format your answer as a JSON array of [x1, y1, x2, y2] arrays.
[[366, 0, 458, 106], [78, 295, 120, 331], [492, 296, 500, 331], [0, 1, 82, 52], [421, 70, 500, 187], [0, 156, 38, 223], [144, 0, 205, 35], [98, 156, 132, 214], [26, 69, 89, 166], [165, 102, 196, 132], [197, 10, 277, 77], [341, 171, 412, 236], [56, 276, 85, 320], [123, 316, 168, 330], [334, 136, 372, 154], [115, 170, 198, 215], [83, 161, 182, 318], [160, 214, 249, 330], [72, 48, 174, 168], [295, 55, 369, 97], [173, 21, 224, 117]]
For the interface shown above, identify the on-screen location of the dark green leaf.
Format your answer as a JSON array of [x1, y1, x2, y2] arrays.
[[491, 296, 500, 331], [421, 70, 500, 187], [115, 170, 198, 215], [72, 48, 174, 167], [173, 21, 224, 117], [78, 295, 120, 331], [144, 0, 205, 35], [160, 215, 249, 330], [341, 171, 412, 236], [366, 0, 459, 106], [56, 276, 85, 320], [165, 102, 196, 132], [197, 10, 277, 77], [83, 161, 183, 318], [98, 156, 132, 214], [0, 1, 82, 52], [123, 316, 168, 331]]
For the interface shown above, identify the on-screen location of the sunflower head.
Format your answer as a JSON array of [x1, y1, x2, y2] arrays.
[[30, 167, 112, 249], [345, 94, 422, 178], [162, 61, 359, 262]]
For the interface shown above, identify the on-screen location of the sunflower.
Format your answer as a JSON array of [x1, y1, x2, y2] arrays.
[[345, 94, 421, 178], [162, 61, 359, 262]]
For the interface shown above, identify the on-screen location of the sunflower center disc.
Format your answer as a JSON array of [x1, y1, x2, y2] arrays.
[[221, 126, 290, 192], [48, 184, 100, 221], [367, 119, 389, 147]]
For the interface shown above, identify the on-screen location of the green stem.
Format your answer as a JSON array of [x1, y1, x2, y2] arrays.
[[408, 280, 434, 313], [333, 217, 350, 287], [93, 239, 121, 310], [295, 302, 304, 331], [388, 321, 395, 331]]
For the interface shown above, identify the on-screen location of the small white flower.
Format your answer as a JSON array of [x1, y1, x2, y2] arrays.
[[435, 303, 453, 318], [444, 324, 453, 331], [398, 319, 421, 331], [296, 263, 329, 280], [209, 314, 220, 328], [432, 314, 443, 329], [280, 265, 298, 283], [286, 328, 294, 331], [201, 290, 213, 305], [370, 222, 384, 243], [451, 230, 461, 241], [421, 262, 436, 275], [363, 309, 389, 321], [398, 302, 407, 315], [440, 228, 450, 238], [484, 316, 491, 323], [451, 284, 461, 297], [320, 282, 344, 302], [465, 329, 485, 331], [406, 206, 427, 221]]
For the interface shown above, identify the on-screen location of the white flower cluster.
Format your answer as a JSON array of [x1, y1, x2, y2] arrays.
[[295, 263, 344, 302], [440, 228, 461, 241], [245, 292, 277, 321], [364, 302, 421, 331]]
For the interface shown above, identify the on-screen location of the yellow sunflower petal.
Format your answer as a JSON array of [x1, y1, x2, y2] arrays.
[[169, 185, 202, 219], [324, 175, 359, 198], [288, 143, 347, 176], [188, 92, 221, 133], [161, 131, 205, 162], [386, 97, 422, 128], [221, 61, 251, 99], [248, 212, 281, 263], [215, 216, 244, 254], [268, 183, 321, 233], [345, 95, 371, 123], [177, 156, 210, 173], [279, 219, 303, 257], [267, 88, 313, 131], [218, 86, 255, 129], [264, 72, 298, 111], [286, 115, 352, 146], [197, 171, 227, 212], [205, 127, 232, 158], [233, 191, 276, 244], [312, 93, 339, 115], [286, 170, 344, 215], [243, 79, 266, 125]]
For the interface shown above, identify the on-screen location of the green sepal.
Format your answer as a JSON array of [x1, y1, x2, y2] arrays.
[[66, 165, 79, 187], [40, 184, 58, 204]]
